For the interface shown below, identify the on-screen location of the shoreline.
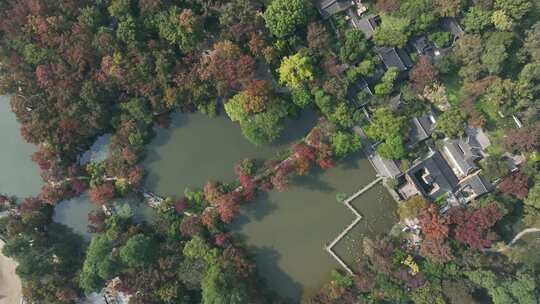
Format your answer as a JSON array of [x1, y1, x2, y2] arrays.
[[0, 240, 22, 304]]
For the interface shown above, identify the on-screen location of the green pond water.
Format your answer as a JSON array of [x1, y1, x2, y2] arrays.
[[0, 96, 43, 198], [2, 96, 397, 301], [144, 110, 398, 302]]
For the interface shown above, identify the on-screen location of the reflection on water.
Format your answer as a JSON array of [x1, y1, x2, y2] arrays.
[[141, 109, 396, 301], [53, 194, 156, 240], [332, 184, 398, 268], [232, 152, 396, 302], [143, 110, 318, 196], [0, 95, 42, 198]]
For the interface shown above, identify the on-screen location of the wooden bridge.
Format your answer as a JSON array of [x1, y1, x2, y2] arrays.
[[325, 176, 383, 275]]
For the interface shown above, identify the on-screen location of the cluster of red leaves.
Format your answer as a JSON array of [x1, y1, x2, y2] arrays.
[[180, 215, 204, 237], [448, 203, 504, 249], [88, 182, 116, 205], [418, 205, 449, 241], [498, 171, 530, 199], [410, 56, 438, 93]]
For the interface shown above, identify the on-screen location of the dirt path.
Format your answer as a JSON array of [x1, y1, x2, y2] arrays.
[[0, 241, 22, 304]]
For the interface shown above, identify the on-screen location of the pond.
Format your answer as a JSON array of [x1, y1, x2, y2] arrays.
[[0, 96, 43, 198], [231, 154, 397, 302], [144, 110, 397, 302], [53, 194, 156, 241], [143, 110, 319, 195]]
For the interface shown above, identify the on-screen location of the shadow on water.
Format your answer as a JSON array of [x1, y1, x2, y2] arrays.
[[292, 168, 335, 193], [236, 192, 278, 224], [248, 245, 304, 302]]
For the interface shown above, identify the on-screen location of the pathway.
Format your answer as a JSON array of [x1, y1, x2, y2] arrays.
[[325, 176, 383, 275]]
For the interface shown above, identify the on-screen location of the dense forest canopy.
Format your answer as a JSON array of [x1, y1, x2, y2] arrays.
[[0, 0, 539, 303]]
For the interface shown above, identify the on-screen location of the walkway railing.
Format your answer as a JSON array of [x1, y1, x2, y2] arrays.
[[325, 176, 383, 275]]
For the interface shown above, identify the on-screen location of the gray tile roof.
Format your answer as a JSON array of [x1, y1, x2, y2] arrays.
[[318, 0, 353, 19], [353, 14, 380, 39], [455, 174, 492, 203], [465, 127, 491, 152], [371, 152, 402, 179], [406, 150, 459, 200], [442, 138, 480, 177], [375, 47, 414, 72], [407, 112, 437, 147], [409, 34, 435, 56]]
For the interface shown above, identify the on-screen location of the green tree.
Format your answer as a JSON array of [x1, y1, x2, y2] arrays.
[[398, 195, 429, 221], [377, 134, 406, 160], [463, 6, 493, 33], [116, 16, 137, 44], [482, 32, 513, 75], [373, 15, 411, 47], [399, 0, 437, 32], [201, 264, 249, 304], [436, 107, 467, 138], [492, 10, 513, 31], [291, 88, 312, 108], [365, 108, 405, 142], [524, 23, 540, 62], [480, 155, 511, 182], [108, 0, 132, 20], [156, 8, 202, 52], [225, 94, 248, 122], [374, 67, 400, 96], [240, 109, 285, 146], [264, 0, 312, 37], [339, 29, 369, 64], [525, 183, 540, 209], [331, 131, 362, 158], [278, 53, 314, 89], [79, 235, 116, 293], [119, 234, 154, 267], [495, 0, 532, 19]]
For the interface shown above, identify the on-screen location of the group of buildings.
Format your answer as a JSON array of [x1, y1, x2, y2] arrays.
[[315, 0, 506, 208]]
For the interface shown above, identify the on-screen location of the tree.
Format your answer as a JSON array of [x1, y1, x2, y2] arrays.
[[480, 155, 511, 182], [201, 264, 250, 304], [331, 131, 362, 158], [307, 22, 332, 53], [119, 234, 154, 267], [399, 0, 437, 32], [503, 124, 540, 153], [339, 29, 369, 64], [264, 0, 311, 37], [88, 183, 116, 205], [449, 204, 504, 249], [365, 108, 405, 142], [410, 56, 438, 93], [377, 134, 406, 160], [79, 235, 116, 293], [243, 80, 273, 114], [463, 6, 493, 33], [495, 0, 532, 19], [524, 23, 540, 62], [434, 0, 464, 17], [498, 172, 529, 199], [436, 107, 467, 138], [465, 270, 538, 304], [278, 53, 314, 89], [420, 240, 454, 263], [374, 67, 400, 96], [398, 196, 429, 221], [376, 0, 400, 12], [156, 8, 202, 52], [373, 15, 411, 47], [525, 183, 540, 209], [492, 10, 513, 31], [482, 31, 513, 75], [240, 108, 286, 146], [418, 204, 449, 241]]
